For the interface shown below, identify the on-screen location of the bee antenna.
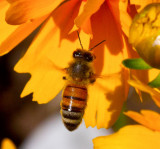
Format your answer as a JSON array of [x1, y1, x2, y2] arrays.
[[89, 40, 106, 51], [77, 31, 83, 49]]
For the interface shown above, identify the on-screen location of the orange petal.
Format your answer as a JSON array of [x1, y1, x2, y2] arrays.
[[6, 0, 64, 25], [107, 0, 132, 36], [75, 0, 105, 31], [14, 0, 83, 103], [93, 125, 160, 149], [130, 0, 160, 12], [128, 77, 160, 107], [0, 0, 49, 56], [1, 138, 16, 149], [125, 110, 160, 131], [135, 87, 143, 102], [84, 3, 130, 129], [15, 0, 81, 71], [75, 1, 92, 35], [90, 2, 125, 74]]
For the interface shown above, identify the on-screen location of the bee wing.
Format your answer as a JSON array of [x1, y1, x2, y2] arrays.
[[94, 71, 121, 80], [93, 71, 122, 92], [45, 57, 68, 74]]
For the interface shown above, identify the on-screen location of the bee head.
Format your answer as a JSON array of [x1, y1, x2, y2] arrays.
[[73, 49, 95, 62], [75, 31, 105, 62]]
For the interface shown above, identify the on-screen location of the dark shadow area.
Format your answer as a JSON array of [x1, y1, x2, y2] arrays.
[[0, 29, 61, 148], [90, 1, 124, 75], [126, 88, 160, 113], [113, 87, 160, 131]]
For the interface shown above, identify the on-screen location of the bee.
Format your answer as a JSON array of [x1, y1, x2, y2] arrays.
[[61, 31, 105, 131]]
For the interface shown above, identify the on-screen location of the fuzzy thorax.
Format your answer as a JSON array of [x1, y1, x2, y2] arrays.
[[67, 59, 94, 85]]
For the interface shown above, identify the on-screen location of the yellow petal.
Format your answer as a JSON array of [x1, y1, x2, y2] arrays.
[[148, 68, 160, 82], [0, 0, 49, 56], [107, 0, 132, 36], [130, 0, 160, 12], [125, 110, 160, 131], [84, 3, 130, 129], [15, 0, 82, 71], [1, 138, 16, 149], [6, 0, 64, 25], [85, 71, 128, 129], [19, 58, 65, 103], [14, 0, 83, 103], [135, 87, 143, 102], [75, 0, 105, 29], [128, 77, 160, 107], [93, 125, 160, 149]]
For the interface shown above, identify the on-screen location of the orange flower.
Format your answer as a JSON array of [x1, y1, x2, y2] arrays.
[[0, 0, 49, 56], [125, 110, 160, 131], [93, 110, 160, 149], [0, 0, 154, 129], [93, 75, 160, 148]]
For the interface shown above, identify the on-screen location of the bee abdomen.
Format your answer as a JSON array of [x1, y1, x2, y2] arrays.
[[61, 85, 87, 131], [62, 110, 83, 131]]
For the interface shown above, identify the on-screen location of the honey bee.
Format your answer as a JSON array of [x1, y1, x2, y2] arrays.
[[61, 32, 105, 131]]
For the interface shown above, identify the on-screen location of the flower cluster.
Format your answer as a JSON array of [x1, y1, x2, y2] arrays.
[[93, 77, 160, 149], [1, 0, 160, 148]]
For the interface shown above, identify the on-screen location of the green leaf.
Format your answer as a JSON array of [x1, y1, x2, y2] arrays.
[[122, 58, 152, 69], [148, 73, 160, 87]]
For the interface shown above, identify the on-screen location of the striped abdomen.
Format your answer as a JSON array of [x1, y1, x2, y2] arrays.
[[61, 84, 87, 131]]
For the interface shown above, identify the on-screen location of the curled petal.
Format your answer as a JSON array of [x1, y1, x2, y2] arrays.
[[6, 0, 64, 25], [93, 125, 160, 149], [0, 16, 49, 56], [125, 110, 160, 131], [0, 0, 49, 56]]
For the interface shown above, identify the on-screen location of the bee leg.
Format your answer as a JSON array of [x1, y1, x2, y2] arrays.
[[62, 76, 67, 80], [89, 72, 96, 84], [64, 67, 69, 73], [90, 79, 96, 84]]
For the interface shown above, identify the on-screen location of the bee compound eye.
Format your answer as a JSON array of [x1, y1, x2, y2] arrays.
[[83, 53, 93, 62], [73, 50, 82, 58]]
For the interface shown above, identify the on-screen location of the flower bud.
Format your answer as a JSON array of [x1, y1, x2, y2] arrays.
[[129, 3, 160, 69]]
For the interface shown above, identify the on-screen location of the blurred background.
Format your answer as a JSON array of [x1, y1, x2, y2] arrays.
[[1, 29, 160, 149]]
